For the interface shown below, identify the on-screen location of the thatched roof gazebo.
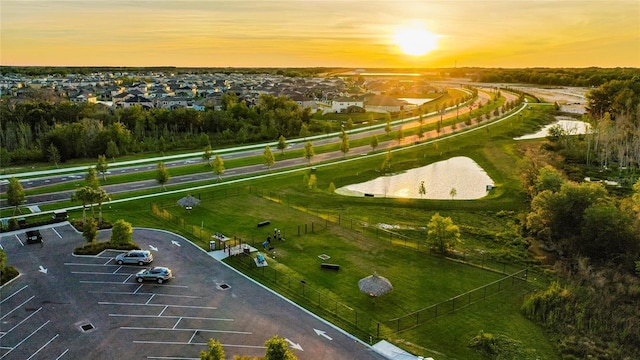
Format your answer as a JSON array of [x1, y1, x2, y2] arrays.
[[358, 272, 393, 297], [177, 195, 200, 210]]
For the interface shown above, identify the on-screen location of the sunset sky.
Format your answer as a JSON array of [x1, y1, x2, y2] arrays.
[[1, 0, 639, 68]]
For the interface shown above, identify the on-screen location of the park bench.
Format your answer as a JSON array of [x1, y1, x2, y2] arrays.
[[320, 263, 340, 271], [257, 220, 271, 227]]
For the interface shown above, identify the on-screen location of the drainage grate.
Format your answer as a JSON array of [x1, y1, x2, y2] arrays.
[[218, 283, 230, 290], [80, 323, 95, 332]]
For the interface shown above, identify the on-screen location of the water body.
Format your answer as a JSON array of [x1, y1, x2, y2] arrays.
[[399, 98, 435, 106], [336, 157, 494, 200], [515, 117, 591, 140]]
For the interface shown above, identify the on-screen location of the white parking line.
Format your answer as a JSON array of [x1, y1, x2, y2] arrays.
[[15, 234, 24, 246], [0, 307, 42, 339], [0, 320, 50, 359], [52, 228, 62, 238], [187, 330, 197, 343], [158, 305, 168, 317], [71, 271, 132, 275], [146, 294, 156, 304], [27, 333, 59, 360], [136, 340, 265, 349], [90, 291, 201, 299], [0, 296, 35, 321], [0, 285, 28, 305], [113, 265, 123, 273], [109, 314, 233, 322], [133, 284, 143, 293], [98, 302, 217, 310], [122, 327, 251, 335], [172, 317, 181, 329], [55, 349, 69, 360]]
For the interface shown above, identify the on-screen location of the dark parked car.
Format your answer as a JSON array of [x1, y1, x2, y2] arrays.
[[136, 267, 173, 284], [26, 230, 43, 244]]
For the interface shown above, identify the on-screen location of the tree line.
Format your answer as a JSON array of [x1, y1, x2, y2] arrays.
[[474, 67, 640, 87], [0, 93, 312, 166]]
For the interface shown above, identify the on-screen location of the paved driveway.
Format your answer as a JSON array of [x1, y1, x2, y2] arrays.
[[0, 224, 385, 359]]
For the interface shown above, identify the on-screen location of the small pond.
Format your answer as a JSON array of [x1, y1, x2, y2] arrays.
[[335, 156, 494, 200], [514, 117, 590, 140]]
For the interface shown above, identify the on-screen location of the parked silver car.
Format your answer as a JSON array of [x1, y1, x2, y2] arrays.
[[136, 267, 173, 284], [115, 250, 153, 265]]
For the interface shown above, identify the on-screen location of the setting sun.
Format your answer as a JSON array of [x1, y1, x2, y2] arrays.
[[393, 24, 439, 56]]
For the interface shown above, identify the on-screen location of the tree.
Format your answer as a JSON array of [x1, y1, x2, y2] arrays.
[[381, 151, 392, 173], [73, 186, 93, 222], [303, 141, 314, 164], [580, 203, 639, 264], [395, 128, 404, 144], [346, 117, 354, 129], [85, 167, 100, 189], [48, 143, 61, 168], [156, 162, 170, 191], [370, 135, 379, 152], [384, 119, 392, 136], [264, 335, 297, 360], [299, 123, 310, 139], [94, 188, 110, 225], [105, 140, 119, 161], [158, 136, 167, 155], [200, 338, 225, 360], [427, 213, 460, 254], [367, 114, 374, 127], [96, 155, 109, 181], [340, 130, 350, 158], [449, 187, 457, 200], [111, 219, 133, 245], [212, 154, 225, 181], [308, 174, 317, 189], [202, 145, 213, 167], [417, 123, 424, 140], [83, 217, 98, 243], [533, 165, 565, 195], [418, 181, 426, 198], [7, 178, 25, 215], [328, 182, 336, 194], [277, 135, 287, 155], [263, 145, 275, 170]]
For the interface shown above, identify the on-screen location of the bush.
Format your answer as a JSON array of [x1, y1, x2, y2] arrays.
[[0, 266, 19, 285], [74, 241, 139, 255]]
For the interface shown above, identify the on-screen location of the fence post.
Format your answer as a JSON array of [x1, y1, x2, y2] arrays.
[[298, 225, 300, 236], [312, 222, 314, 233], [377, 323, 380, 338], [305, 224, 307, 234], [338, 214, 341, 225]]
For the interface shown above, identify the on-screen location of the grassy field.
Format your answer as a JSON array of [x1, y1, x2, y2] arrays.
[[116, 188, 557, 359]]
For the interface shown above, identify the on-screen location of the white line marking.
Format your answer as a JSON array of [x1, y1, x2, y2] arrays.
[[158, 305, 168, 317], [0, 320, 50, 359], [98, 302, 217, 310], [121, 327, 251, 335], [0, 285, 28, 305], [0, 296, 35, 321], [109, 314, 233, 322], [114, 266, 123, 274], [134, 341, 265, 349], [52, 228, 62, 238], [172, 318, 181, 329], [27, 333, 59, 360], [15, 234, 24, 246], [187, 330, 197, 344], [0, 307, 42, 339], [146, 294, 155, 305], [55, 349, 69, 360], [90, 291, 200, 298], [133, 284, 143, 294], [71, 271, 132, 275]]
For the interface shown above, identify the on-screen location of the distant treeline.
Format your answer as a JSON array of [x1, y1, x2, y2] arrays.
[[0, 66, 334, 78], [473, 67, 640, 87]]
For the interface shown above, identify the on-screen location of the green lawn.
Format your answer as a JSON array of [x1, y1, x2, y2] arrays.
[[130, 191, 557, 359]]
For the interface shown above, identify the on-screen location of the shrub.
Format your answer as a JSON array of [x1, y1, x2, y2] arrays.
[[74, 241, 139, 255]]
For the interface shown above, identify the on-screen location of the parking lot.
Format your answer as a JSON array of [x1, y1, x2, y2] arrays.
[[1, 224, 384, 359]]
